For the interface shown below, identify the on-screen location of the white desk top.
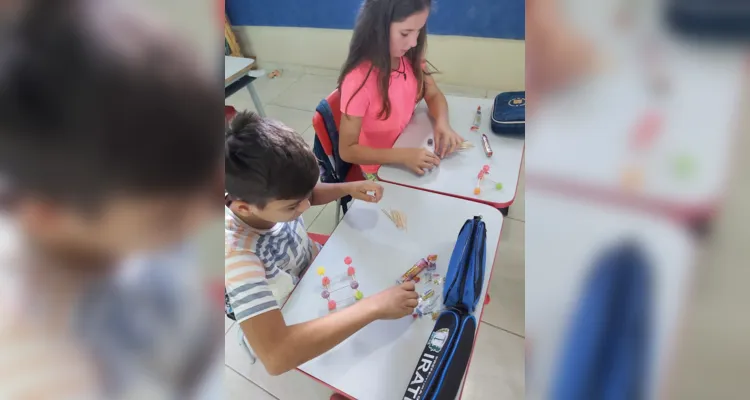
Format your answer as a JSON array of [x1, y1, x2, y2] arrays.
[[526, 41, 746, 218], [281, 182, 503, 400], [224, 55, 256, 87], [378, 96, 525, 208], [525, 188, 694, 400]]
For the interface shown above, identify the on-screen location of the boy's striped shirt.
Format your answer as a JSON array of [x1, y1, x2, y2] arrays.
[[224, 207, 320, 323]]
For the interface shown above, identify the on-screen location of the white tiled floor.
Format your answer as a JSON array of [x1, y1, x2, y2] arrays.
[[225, 68, 524, 399]]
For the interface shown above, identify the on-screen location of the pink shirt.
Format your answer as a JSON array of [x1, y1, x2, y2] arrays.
[[340, 57, 420, 173]]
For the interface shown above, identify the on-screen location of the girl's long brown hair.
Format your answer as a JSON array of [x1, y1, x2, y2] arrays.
[[338, 0, 433, 120]]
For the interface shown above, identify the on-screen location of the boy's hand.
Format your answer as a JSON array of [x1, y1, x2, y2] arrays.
[[364, 282, 419, 320], [346, 181, 384, 203]]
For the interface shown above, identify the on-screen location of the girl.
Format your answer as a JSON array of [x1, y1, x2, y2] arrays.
[[337, 0, 464, 179]]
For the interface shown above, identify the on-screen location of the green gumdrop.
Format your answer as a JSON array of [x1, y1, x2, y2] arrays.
[[495, 182, 503, 190], [355, 290, 364, 300], [674, 155, 695, 178]]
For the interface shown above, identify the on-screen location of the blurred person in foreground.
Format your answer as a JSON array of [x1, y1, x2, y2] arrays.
[[0, 0, 222, 398], [526, 0, 597, 105]]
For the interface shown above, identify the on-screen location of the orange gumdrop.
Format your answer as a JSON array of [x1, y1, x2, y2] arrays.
[[473, 187, 481, 195]]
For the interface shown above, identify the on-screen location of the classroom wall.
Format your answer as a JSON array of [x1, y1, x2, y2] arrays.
[[234, 27, 524, 90], [226, 0, 525, 90]]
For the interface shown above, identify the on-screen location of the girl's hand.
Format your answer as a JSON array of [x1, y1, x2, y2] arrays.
[[345, 181, 384, 203], [399, 148, 441, 176], [433, 122, 464, 158]]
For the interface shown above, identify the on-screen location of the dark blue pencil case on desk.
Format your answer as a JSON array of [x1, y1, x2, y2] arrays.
[[491, 91, 526, 137], [403, 216, 487, 400]]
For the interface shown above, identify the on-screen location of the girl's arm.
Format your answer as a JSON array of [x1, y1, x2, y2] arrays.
[[339, 114, 440, 175], [422, 74, 463, 157], [338, 113, 407, 166], [423, 74, 450, 127]]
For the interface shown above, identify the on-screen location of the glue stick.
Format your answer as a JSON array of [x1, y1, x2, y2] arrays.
[[471, 106, 482, 131]]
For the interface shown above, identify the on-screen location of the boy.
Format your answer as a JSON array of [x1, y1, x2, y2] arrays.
[[0, 1, 221, 398], [225, 111, 419, 376]]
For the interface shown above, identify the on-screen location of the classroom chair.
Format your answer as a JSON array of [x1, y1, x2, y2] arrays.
[[312, 90, 364, 223], [225, 105, 237, 122]]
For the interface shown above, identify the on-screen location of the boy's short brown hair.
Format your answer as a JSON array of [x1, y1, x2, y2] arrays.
[[224, 111, 319, 207]]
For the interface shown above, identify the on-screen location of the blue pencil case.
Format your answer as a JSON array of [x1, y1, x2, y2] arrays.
[[403, 309, 477, 400], [491, 91, 526, 137]]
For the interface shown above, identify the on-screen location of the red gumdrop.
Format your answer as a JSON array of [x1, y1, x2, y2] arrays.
[[482, 164, 490, 172], [344, 256, 352, 265], [328, 300, 337, 310], [322, 276, 331, 286], [347, 266, 356, 276]]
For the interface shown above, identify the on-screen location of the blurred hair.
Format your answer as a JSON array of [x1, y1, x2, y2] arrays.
[[338, 0, 433, 120], [0, 0, 222, 209], [224, 111, 319, 208]]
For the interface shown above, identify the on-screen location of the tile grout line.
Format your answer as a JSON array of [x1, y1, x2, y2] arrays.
[[226, 364, 281, 400], [258, 72, 306, 106], [480, 320, 525, 339], [305, 204, 328, 231], [267, 101, 318, 114]]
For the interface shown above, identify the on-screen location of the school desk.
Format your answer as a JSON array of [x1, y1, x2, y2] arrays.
[[280, 182, 504, 400], [377, 95, 525, 215], [224, 56, 266, 117], [524, 187, 695, 400], [525, 43, 748, 225]]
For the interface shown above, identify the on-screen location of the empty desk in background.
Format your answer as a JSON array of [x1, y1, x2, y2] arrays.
[[224, 56, 266, 117]]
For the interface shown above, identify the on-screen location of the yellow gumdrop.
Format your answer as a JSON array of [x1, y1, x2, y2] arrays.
[[317, 267, 325, 276]]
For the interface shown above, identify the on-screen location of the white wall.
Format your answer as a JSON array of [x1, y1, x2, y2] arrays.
[[235, 26, 525, 91]]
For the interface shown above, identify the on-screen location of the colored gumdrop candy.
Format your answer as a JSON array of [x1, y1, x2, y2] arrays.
[[322, 276, 331, 286], [328, 300, 337, 310], [354, 290, 364, 300], [482, 165, 490, 173], [316, 267, 325, 276], [347, 266, 356, 276], [344, 256, 352, 265], [473, 187, 481, 195], [321, 290, 330, 299], [350, 280, 359, 289], [495, 182, 503, 190]]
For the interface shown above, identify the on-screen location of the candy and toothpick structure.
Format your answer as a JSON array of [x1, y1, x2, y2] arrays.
[[472, 164, 504, 196], [318, 256, 363, 311]]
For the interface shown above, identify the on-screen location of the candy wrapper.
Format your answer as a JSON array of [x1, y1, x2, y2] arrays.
[[397, 254, 438, 284]]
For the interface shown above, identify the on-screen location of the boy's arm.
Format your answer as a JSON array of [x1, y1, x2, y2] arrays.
[[309, 181, 384, 206], [227, 251, 418, 376], [240, 283, 417, 376]]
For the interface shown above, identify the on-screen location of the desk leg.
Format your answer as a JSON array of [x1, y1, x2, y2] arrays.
[[246, 82, 266, 117]]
